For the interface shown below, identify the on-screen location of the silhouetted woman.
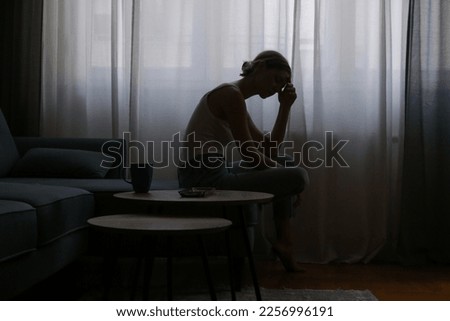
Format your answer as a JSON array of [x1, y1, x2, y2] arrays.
[[178, 50, 309, 272]]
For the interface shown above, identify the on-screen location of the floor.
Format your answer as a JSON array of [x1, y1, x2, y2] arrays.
[[16, 256, 450, 301], [257, 259, 450, 301]]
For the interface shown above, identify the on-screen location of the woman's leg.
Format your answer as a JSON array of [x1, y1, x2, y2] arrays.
[[271, 197, 303, 271], [217, 165, 309, 272]]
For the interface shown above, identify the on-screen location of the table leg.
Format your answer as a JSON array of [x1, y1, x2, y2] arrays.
[[130, 256, 143, 300], [238, 206, 262, 301], [102, 255, 117, 300], [102, 234, 121, 300], [142, 256, 155, 300], [166, 236, 173, 300], [224, 230, 236, 300], [197, 235, 217, 301]]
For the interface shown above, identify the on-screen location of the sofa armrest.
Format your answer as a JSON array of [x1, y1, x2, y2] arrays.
[[13, 137, 126, 178]]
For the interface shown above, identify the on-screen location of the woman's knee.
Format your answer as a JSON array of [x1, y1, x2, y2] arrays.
[[297, 167, 309, 191], [283, 167, 309, 193]]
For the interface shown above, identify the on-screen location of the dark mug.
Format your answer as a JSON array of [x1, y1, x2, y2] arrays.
[[123, 163, 153, 193]]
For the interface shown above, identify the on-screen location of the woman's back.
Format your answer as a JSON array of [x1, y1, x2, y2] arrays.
[[183, 83, 237, 161]]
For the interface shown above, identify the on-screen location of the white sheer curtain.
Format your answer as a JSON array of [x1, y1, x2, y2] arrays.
[[287, 0, 409, 263], [42, 0, 133, 138], [41, 0, 408, 263]]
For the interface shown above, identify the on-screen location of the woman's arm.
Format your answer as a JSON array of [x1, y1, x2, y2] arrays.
[[246, 114, 278, 159], [270, 83, 297, 145], [246, 84, 297, 158]]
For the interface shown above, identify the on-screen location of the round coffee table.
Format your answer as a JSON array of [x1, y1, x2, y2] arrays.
[[114, 189, 273, 301], [88, 214, 233, 300], [114, 189, 273, 206]]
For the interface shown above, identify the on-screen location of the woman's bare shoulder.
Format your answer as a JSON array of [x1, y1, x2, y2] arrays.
[[208, 83, 246, 118], [209, 83, 244, 104], [210, 82, 241, 96]]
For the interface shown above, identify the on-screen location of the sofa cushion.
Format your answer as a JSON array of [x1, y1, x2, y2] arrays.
[[13, 137, 125, 179], [0, 111, 20, 177], [0, 200, 37, 263], [10, 148, 109, 178], [0, 183, 94, 246]]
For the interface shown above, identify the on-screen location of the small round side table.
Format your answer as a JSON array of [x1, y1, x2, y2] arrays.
[[88, 214, 233, 300]]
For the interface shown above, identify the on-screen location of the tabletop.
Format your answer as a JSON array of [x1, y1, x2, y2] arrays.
[[88, 214, 232, 235], [113, 189, 274, 206]]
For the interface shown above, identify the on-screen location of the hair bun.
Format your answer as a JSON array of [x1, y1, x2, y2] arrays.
[[240, 60, 254, 76]]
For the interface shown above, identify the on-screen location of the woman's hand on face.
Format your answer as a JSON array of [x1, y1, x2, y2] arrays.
[[278, 83, 297, 107]]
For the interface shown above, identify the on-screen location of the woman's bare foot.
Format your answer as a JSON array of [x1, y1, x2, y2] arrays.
[[272, 243, 306, 273]]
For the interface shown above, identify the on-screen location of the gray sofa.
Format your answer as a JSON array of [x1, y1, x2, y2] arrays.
[[0, 110, 179, 299]]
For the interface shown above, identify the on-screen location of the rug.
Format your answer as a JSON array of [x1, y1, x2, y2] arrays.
[[215, 288, 377, 301], [81, 286, 377, 301]]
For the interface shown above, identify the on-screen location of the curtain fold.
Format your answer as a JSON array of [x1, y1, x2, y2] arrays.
[[0, 0, 43, 136], [398, 0, 450, 264]]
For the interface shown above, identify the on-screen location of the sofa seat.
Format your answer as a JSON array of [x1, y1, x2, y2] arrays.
[[0, 200, 37, 263], [0, 182, 94, 246], [0, 178, 180, 216]]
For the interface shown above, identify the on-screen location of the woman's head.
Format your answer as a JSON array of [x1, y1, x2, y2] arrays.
[[240, 50, 291, 78], [240, 51, 292, 98]]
